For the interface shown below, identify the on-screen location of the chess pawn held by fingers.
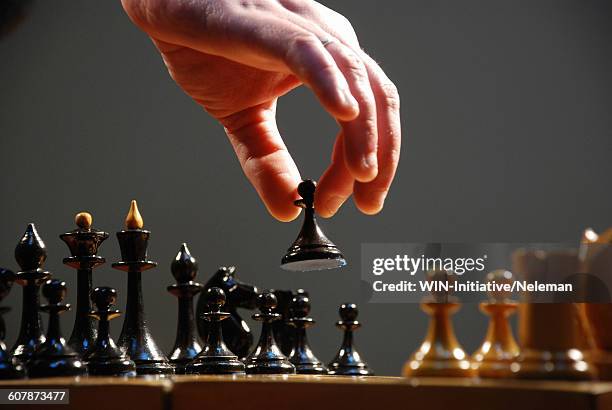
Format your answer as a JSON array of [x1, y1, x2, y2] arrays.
[[471, 270, 520, 378], [403, 270, 475, 378], [511, 249, 596, 380]]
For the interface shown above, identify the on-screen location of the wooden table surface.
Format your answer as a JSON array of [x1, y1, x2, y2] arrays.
[[1, 375, 611, 410]]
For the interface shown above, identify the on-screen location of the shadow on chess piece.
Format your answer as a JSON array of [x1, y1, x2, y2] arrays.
[[471, 270, 520, 378], [11, 224, 51, 363], [403, 270, 475, 378], [511, 249, 596, 380], [84, 287, 136, 377], [0, 268, 26, 379], [281, 180, 346, 271], [60, 211, 109, 356], [186, 287, 245, 375], [288, 293, 327, 374], [167, 244, 204, 373], [113, 200, 174, 375], [328, 303, 373, 376], [28, 280, 87, 378], [196, 266, 258, 359], [245, 291, 296, 374]]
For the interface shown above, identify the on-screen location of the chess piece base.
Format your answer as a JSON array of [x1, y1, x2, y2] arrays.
[[328, 364, 372, 376], [592, 349, 612, 380], [186, 356, 245, 375], [281, 245, 346, 272], [402, 358, 475, 378], [0, 360, 26, 380], [28, 356, 87, 378], [245, 359, 295, 375], [512, 348, 596, 380], [133, 360, 175, 376], [88, 358, 137, 377]]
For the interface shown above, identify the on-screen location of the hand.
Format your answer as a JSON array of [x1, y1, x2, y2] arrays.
[[121, 0, 401, 221]]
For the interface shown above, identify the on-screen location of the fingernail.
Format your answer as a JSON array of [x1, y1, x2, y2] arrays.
[[364, 153, 378, 170]]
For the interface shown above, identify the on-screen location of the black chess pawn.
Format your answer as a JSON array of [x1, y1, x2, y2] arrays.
[[60, 211, 109, 356], [328, 303, 373, 376], [113, 200, 174, 375], [0, 268, 26, 379], [185, 287, 245, 375], [84, 287, 136, 377], [28, 279, 86, 378], [281, 180, 346, 271], [245, 291, 295, 374], [287, 293, 327, 374], [167, 244, 204, 373], [272, 289, 308, 356], [11, 224, 51, 363]]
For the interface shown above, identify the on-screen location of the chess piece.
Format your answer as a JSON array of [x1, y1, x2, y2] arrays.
[[471, 270, 520, 378], [581, 227, 612, 380], [403, 270, 475, 377], [196, 266, 258, 359], [511, 249, 595, 380], [185, 287, 245, 374], [328, 303, 373, 375], [60, 211, 109, 355], [28, 279, 87, 378], [0, 268, 26, 379], [287, 293, 327, 374], [281, 179, 346, 271], [113, 200, 174, 375], [245, 291, 296, 374], [167, 243, 204, 373], [11, 224, 51, 362], [84, 287, 136, 376], [272, 289, 308, 356]]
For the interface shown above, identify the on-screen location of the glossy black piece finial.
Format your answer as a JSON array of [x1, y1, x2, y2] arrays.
[[327, 303, 373, 376], [167, 244, 204, 373], [281, 180, 346, 271], [245, 291, 296, 374], [11, 224, 51, 362], [0, 268, 26, 379], [112, 203, 174, 376], [60, 212, 109, 356], [186, 287, 245, 374], [84, 287, 136, 376], [287, 293, 327, 374], [28, 280, 86, 378], [196, 266, 258, 359]]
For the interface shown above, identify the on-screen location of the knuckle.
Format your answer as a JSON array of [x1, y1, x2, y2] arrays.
[[380, 82, 400, 111], [341, 51, 367, 81]]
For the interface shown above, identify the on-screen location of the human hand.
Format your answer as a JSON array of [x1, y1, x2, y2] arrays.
[[121, 0, 400, 221]]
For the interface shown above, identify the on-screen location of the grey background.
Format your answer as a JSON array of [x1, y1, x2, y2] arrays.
[[1, 0, 611, 376]]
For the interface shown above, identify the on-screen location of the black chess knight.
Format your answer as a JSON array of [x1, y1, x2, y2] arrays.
[[0, 268, 26, 379], [196, 266, 258, 359], [60, 211, 109, 356], [84, 287, 136, 377], [11, 224, 51, 363], [328, 303, 373, 376], [185, 287, 245, 375], [28, 280, 87, 378], [113, 200, 174, 375], [245, 291, 295, 374], [167, 244, 204, 373], [287, 293, 327, 374], [281, 179, 346, 271]]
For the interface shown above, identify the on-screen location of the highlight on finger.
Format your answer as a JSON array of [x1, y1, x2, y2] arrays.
[[315, 133, 355, 218]]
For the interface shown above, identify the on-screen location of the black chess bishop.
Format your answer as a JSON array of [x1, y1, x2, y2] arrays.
[[113, 200, 174, 375], [28, 279, 87, 378], [185, 287, 245, 375], [245, 291, 295, 374], [11, 224, 51, 363], [287, 293, 327, 374], [60, 211, 109, 356], [84, 287, 136, 377], [167, 244, 204, 373], [0, 268, 26, 379], [281, 180, 346, 271], [328, 303, 373, 376]]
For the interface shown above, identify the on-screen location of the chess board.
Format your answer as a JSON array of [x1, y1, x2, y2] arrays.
[[1, 375, 611, 410]]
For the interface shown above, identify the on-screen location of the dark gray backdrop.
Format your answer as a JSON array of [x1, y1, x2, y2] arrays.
[[1, 1, 611, 376]]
